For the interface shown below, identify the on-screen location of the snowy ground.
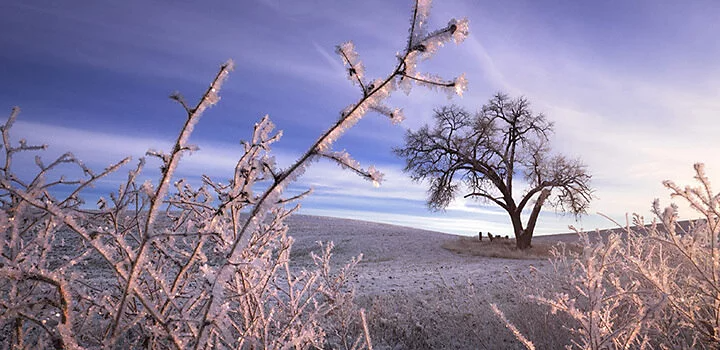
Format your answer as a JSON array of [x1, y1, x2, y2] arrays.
[[287, 215, 554, 296], [286, 215, 578, 349]]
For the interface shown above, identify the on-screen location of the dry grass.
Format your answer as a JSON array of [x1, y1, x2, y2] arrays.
[[441, 236, 582, 260]]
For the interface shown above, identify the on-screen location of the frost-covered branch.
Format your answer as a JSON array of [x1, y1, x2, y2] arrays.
[[318, 150, 384, 187], [337, 42, 367, 92], [110, 60, 234, 341], [196, 0, 469, 345], [0, 1, 469, 348]]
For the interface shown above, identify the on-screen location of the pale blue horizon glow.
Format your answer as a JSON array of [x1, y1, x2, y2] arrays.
[[2, 0, 719, 236]]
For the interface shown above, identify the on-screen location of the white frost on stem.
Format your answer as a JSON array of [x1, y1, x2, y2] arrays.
[[414, 18, 470, 60], [337, 41, 366, 88], [318, 150, 385, 186], [453, 73, 468, 97], [410, 0, 433, 45], [371, 104, 405, 125], [367, 165, 384, 187]]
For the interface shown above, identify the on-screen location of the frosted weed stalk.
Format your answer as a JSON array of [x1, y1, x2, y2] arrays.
[[495, 163, 720, 349], [0, 1, 468, 348]]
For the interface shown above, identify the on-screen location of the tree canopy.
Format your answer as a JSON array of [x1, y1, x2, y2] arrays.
[[395, 93, 593, 249]]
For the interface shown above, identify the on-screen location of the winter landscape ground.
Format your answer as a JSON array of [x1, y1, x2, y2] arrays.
[[285, 214, 591, 349]]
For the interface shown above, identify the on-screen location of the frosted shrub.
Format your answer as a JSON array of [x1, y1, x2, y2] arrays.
[[0, 1, 468, 348], [497, 163, 720, 349], [631, 163, 720, 347], [521, 231, 658, 349]]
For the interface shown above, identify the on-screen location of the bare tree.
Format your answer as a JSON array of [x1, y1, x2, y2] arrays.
[[395, 93, 592, 249]]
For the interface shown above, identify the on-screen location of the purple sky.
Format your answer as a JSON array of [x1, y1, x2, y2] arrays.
[[2, 0, 719, 236]]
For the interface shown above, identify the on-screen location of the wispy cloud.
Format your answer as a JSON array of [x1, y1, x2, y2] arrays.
[[3, 0, 719, 237]]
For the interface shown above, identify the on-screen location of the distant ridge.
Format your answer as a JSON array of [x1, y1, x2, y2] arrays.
[[534, 219, 704, 245]]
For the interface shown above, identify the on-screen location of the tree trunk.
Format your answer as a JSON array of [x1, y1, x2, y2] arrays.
[[518, 188, 552, 250], [516, 231, 532, 250], [509, 210, 526, 248]]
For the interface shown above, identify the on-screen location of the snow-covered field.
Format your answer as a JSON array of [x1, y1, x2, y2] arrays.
[[287, 215, 554, 296], [286, 215, 576, 349]]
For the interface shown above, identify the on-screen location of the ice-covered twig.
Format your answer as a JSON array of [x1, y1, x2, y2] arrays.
[[196, 1, 469, 346]]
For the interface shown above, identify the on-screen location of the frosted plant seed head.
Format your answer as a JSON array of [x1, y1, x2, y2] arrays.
[[336, 41, 365, 85], [450, 18, 470, 44], [368, 165, 384, 187], [453, 73, 468, 97]]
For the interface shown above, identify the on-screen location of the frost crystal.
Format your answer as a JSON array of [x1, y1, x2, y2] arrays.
[[451, 18, 470, 44], [412, 17, 469, 61], [141, 179, 155, 197], [325, 151, 360, 170], [390, 108, 406, 124], [371, 104, 405, 125], [453, 73, 468, 97], [336, 41, 365, 85], [368, 165, 384, 187], [411, 0, 433, 43]]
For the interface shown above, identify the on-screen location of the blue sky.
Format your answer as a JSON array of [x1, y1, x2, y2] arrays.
[[2, 0, 719, 236]]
